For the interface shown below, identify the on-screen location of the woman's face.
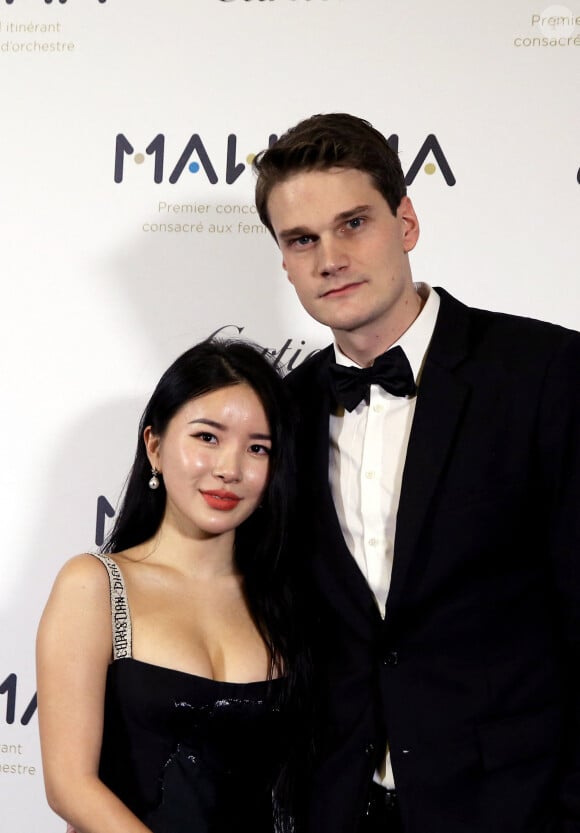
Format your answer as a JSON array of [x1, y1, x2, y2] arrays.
[[145, 383, 271, 541]]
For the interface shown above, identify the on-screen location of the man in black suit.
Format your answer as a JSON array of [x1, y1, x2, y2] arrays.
[[252, 114, 580, 833]]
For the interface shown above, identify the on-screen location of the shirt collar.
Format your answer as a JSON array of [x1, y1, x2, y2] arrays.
[[333, 283, 440, 383]]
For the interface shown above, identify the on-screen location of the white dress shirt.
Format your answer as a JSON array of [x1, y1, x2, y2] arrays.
[[328, 283, 440, 788]]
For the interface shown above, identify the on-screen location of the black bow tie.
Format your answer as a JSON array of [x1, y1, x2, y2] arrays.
[[328, 346, 417, 412]]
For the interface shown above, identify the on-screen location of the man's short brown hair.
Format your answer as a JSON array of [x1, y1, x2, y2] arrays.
[[253, 113, 407, 239]]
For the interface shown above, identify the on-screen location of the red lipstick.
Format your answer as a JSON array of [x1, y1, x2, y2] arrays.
[[201, 490, 241, 511]]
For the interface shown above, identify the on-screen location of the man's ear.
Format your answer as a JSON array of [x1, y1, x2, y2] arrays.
[[281, 258, 294, 285], [398, 196, 420, 253], [143, 425, 161, 471]]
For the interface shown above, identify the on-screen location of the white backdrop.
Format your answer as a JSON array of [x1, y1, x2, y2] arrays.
[[1, 0, 579, 829]]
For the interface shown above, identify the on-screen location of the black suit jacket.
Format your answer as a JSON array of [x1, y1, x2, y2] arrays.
[[286, 288, 580, 833]]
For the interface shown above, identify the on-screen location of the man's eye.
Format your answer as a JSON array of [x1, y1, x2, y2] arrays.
[[347, 217, 364, 229], [292, 235, 313, 247]]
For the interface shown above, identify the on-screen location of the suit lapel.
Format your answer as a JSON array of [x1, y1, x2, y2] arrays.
[[387, 289, 472, 614], [294, 348, 381, 622]]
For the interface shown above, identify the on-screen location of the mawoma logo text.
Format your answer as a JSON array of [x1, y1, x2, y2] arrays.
[[114, 131, 456, 187]]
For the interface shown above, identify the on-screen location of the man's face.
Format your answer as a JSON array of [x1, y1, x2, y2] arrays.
[[267, 167, 420, 346]]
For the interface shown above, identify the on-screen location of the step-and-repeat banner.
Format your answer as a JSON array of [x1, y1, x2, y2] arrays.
[[1, 0, 578, 828]]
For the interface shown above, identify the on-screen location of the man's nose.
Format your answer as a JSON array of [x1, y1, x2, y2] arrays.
[[317, 236, 349, 277]]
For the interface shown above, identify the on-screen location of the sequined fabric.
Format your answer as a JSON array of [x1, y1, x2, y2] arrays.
[[98, 658, 292, 833]]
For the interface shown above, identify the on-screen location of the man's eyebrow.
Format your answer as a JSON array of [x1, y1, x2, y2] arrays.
[[278, 225, 314, 242], [335, 204, 372, 222], [278, 205, 373, 241]]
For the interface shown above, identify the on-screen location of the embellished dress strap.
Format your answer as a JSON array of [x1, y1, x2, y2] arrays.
[[89, 553, 133, 661]]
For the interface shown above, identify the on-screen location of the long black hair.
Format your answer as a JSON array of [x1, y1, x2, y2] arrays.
[[103, 339, 300, 670]]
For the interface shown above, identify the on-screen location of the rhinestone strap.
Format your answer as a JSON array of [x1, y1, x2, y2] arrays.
[[89, 553, 132, 660]]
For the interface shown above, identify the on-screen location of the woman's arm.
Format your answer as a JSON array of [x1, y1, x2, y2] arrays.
[[36, 554, 152, 833]]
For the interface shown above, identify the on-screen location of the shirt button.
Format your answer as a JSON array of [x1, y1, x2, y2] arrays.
[[373, 403, 384, 413], [365, 742, 375, 757], [368, 538, 378, 547], [383, 651, 399, 666], [365, 470, 375, 479]]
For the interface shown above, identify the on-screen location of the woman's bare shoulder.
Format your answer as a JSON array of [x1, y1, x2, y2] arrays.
[[49, 553, 113, 600], [37, 555, 114, 660]]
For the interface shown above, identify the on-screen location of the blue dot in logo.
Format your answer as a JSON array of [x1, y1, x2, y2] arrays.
[[189, 162, 200, 174]]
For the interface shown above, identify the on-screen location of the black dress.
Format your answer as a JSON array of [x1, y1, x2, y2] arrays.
[[92, 554, 292, 833]]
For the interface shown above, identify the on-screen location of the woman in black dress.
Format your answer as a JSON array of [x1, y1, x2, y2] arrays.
[[37, 340, 309, 833]]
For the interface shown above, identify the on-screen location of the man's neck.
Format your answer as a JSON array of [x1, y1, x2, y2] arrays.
[[334, 289, 424, 367]]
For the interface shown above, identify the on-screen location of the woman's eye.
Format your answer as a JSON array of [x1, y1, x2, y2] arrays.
[[249, 444, 271, 456], [194, 432, 217, 444]]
